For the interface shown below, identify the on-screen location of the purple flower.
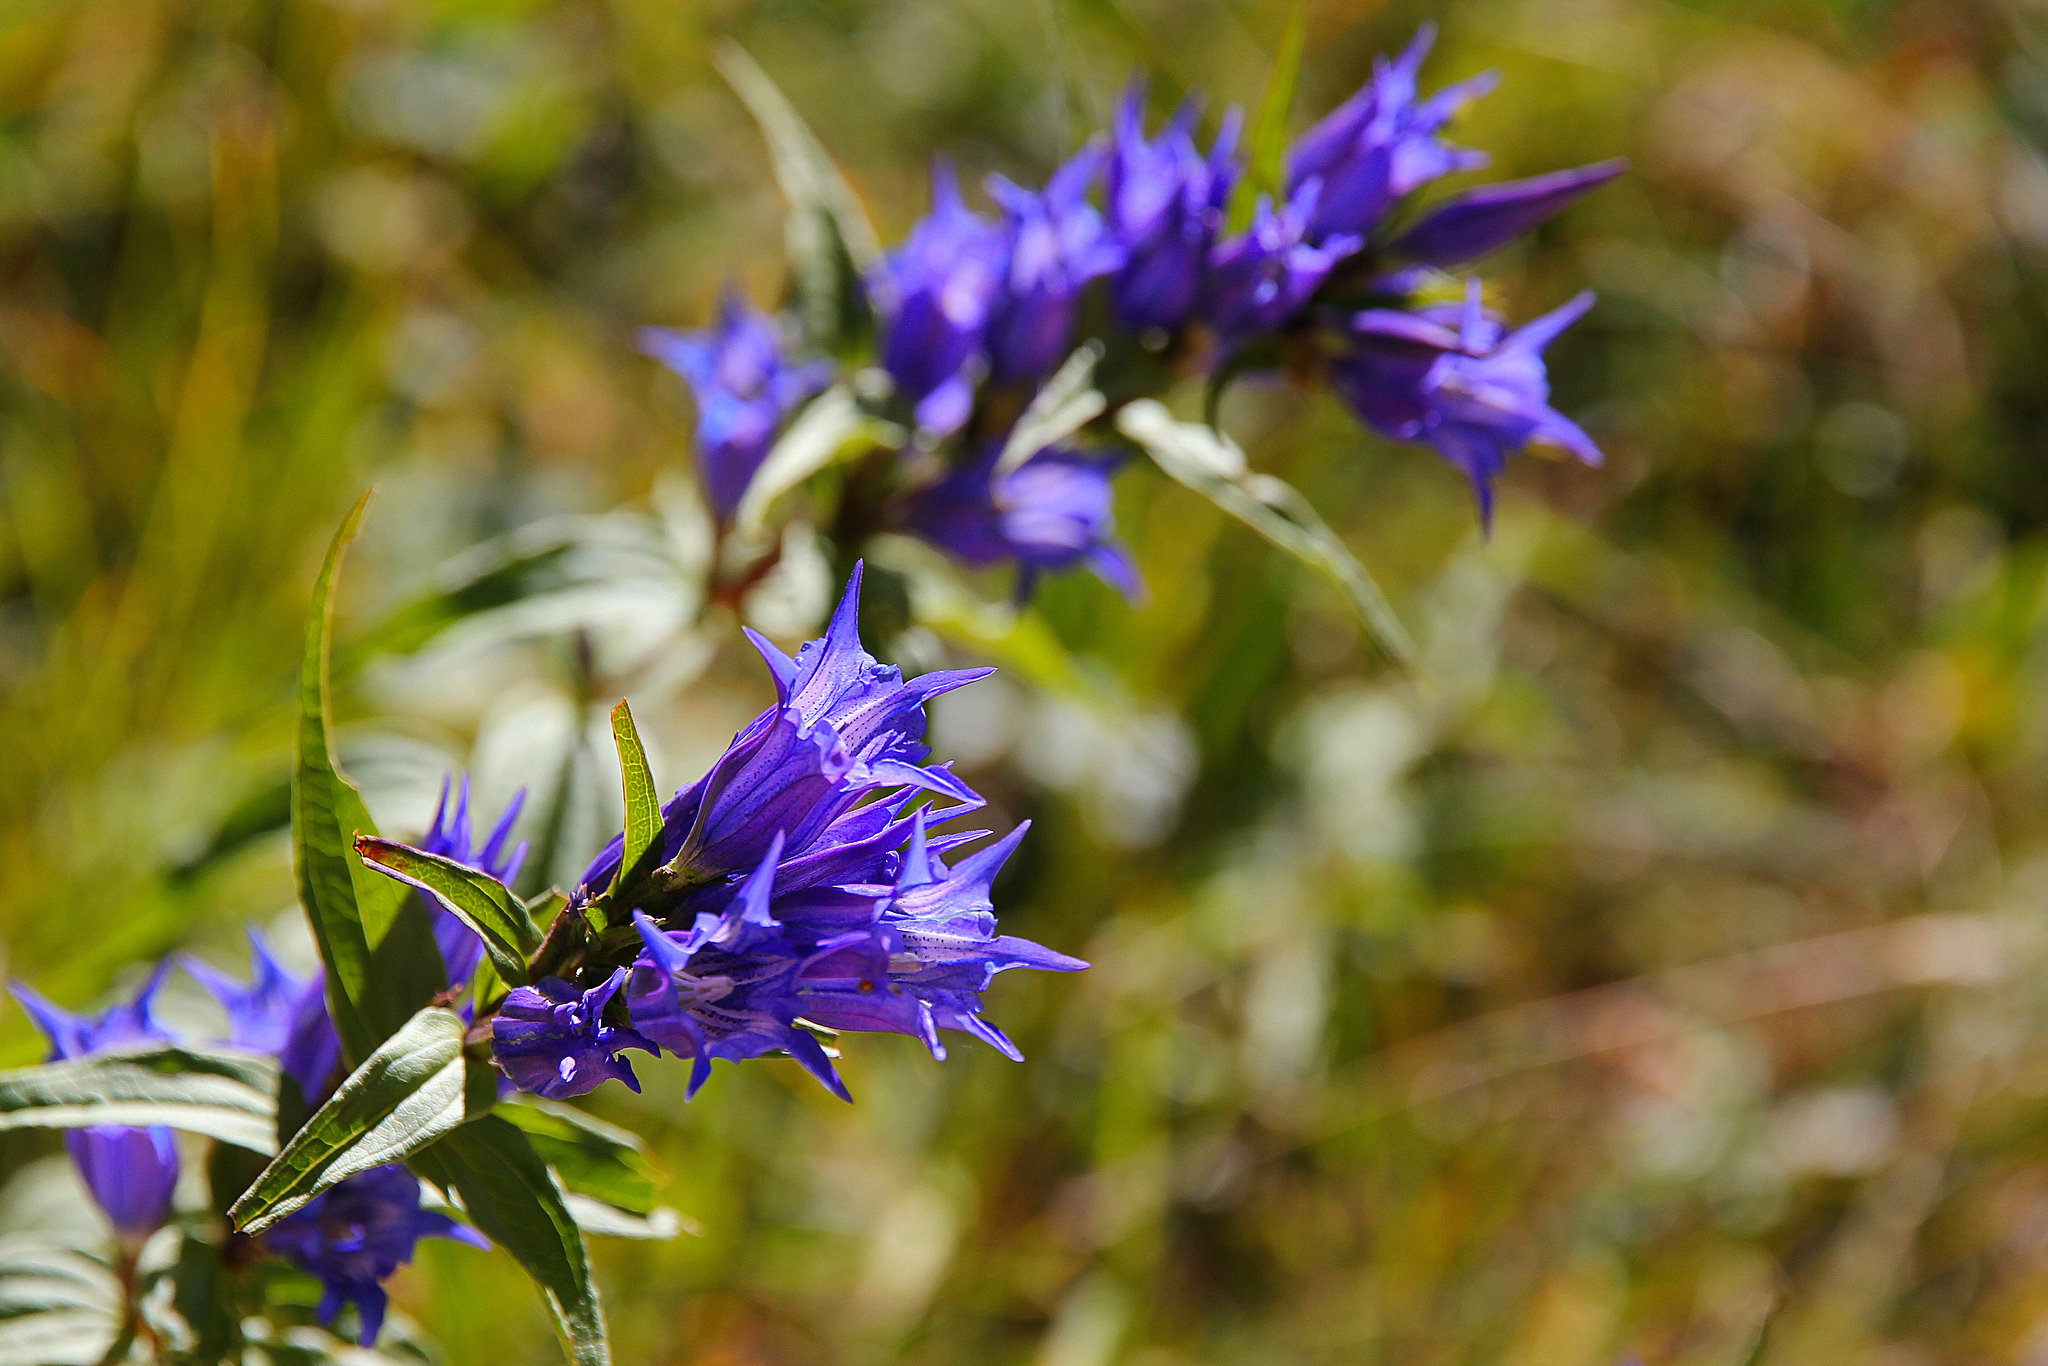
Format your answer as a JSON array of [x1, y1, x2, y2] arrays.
[[1392, 159, 1627, 266], [266, 1164, 487, 1346], [414, 776, 529, 989], [1106, 87, 1241, 331], [490, 970, 656, 1100], [624, 836, 845, 1100], [1329, 282, 1601, 522], [183, 928, 341, 1103], [580, 565, 983, 888], [791, 812, 1087, 1063], [9, 964, 180, 1239], [869, 162, 1004, 436], [903, 446, 1141, 600], [1285, 25, 1495, 242], [642, 288, 834, 520], [1202, 180, 1361, 341], [985, 149, 1123, 381]]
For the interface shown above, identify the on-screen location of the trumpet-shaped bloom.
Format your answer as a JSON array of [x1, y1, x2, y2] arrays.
[[491, 970, 655, 1099], [183, 927, 340, 1103], [985, 150, 1123, 381], [791, 812, 1087, 1062], [266, 1164, 487, 1346], [903, 446, 1141, 600], [1329, 283, 1601, 522], [869, 162, 1004, 436], [641, 288, 833, 519], [1285, 25, 1494, 242], [415, 776, 529, 988], [1106, 87, 1241, 330], [9, 964, 181, 1239]]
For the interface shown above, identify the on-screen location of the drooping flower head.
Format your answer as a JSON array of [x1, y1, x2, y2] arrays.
[[1329, 281, 1601, 523], [869, 162, 1004, 436], [183, 927, 341, 1103], [1106, 86, 1242, 331], [642, 288, 834, 520], [415, 776, 529, 988], [1285, 24, 1497, 246], [491, 969, 656, 1100], [903, 445, 1141, 601], [985, 148, 1123, 381], [9, 964, 181, 1239], [265, 1164, 487, 1347]]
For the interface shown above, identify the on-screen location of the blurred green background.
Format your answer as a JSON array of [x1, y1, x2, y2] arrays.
[[7, 0, 2048, 1362]]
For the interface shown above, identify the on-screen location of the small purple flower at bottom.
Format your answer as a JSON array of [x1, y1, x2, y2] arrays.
[[1329, 282, 1601, 523], [902, 446, 1141, 601], [266, 1164, 487, 1347], [10, 963, 181, 1240], [491, 970, 656, 1100]]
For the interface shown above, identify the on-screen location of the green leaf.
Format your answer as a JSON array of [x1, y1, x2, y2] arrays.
[[561, 1196, 687, 1241], [0, 1309, 117, 1366], [994, 342, 1107, 480], [353, 836, 538, 988], [412, 1117, 610, 1366], [498, 1100, 660, 1217], [715, 41, 880, 355], [730, 386, 895, 545], [606, 701, 661, 903], [295, 493, 449, 1064], [230, 1008, 470, 1235], [1225, 2, 1307, 235], [0, 1045, 279, 1153], [1117, 400, 1415, 665]]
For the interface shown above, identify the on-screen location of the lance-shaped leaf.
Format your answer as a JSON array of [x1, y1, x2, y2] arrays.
[[715, 40, 879, 354], [0, 1044, 279, 1153], [230, 1007, 470, 1235], [296, 493, 449, 1063], [413, 1117, 610, 1366], [498, 1099, 660, 1217], [994, 342, 1107, 480], [605, 701, 662, 906], [354, 836, 540, 988], [1117, 400, 1415, 665], [731, 386, 895, 545], [1225, 2, 1307, 235]]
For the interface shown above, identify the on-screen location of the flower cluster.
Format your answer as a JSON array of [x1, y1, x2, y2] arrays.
[[646, 25, 1619, 592], [371, 565, 1085, 1103]]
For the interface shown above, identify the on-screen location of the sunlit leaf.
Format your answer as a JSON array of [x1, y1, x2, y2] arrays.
[[353, 837, 539, 989], [413, 1118, 610, 1366], [606, 701, 661, 904], [1116, 401, 1414, 664], [731, 386, 895, 545], [994, 342, 1107, 480], [498, 1099, 660, 1218], [295, 493, 449, 1064], [0, 1045, 279, 1153], [715, 41, 879, 355], [230, 1008, 470, 1235]]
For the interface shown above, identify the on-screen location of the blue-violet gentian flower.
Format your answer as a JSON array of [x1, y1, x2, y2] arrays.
[[869, 162, 1004, 437], [184, 927, 341, 1104]]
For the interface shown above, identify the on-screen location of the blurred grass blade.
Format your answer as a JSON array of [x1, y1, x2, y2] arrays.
[[414, 1117, 610, 1366], [230, 1007, 470, 1235], [995, 342, 1107, 479], [0, 1044, 279, 1153], [354, 836, 539, 988], [716, 40, 879, 354], [1117, 400, 1414, 665], [562, 1196, 687, 1241], [295, 493, 449, 1063], [732, 387, 891, 544], [1225, 2, 1306, 235], [499, 1098, 661, 1217], [607, 701, 661, 899]]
